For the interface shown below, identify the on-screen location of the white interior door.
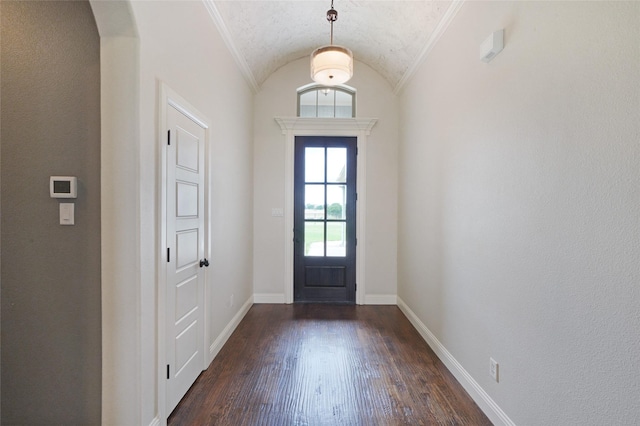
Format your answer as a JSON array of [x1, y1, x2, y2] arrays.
[[166, 103, 207, 414]]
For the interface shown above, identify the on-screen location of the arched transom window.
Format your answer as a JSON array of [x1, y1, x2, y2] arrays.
[[297, 84, 356, 118]]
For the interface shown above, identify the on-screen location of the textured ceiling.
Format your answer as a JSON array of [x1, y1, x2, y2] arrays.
[[209, 1, 454, 91]]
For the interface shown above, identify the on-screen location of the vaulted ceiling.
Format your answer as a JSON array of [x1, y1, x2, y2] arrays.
[[204, 0, 458, 92]]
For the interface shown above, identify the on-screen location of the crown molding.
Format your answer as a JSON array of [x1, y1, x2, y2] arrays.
[[394, 0, 466, 94], [202, 0, 259, 93]]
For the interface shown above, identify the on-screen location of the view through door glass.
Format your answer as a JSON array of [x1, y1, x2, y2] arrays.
[[294, 136, 357, 303]]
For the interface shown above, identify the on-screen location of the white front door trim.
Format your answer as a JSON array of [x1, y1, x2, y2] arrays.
[[275, 117, 377, 305]]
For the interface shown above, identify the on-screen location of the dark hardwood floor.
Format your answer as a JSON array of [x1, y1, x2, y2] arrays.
[[169, 304, 492, 425]]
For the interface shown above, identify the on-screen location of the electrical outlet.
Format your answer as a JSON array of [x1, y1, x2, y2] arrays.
[[490, 358, 499, 382], [229, 294, 234, 308]]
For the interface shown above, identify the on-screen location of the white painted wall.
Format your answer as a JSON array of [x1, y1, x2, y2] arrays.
[[398, 1, 639, 424], [95, 1, 254, 423], [253, 58, 399, 302]]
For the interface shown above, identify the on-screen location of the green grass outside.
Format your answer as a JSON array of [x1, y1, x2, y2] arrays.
[[305, 222, 346, 254]]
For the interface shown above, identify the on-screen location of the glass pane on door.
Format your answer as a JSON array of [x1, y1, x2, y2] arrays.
[[326, 222, 346, 257], [326, 185, 346, 220], [304, 222, 324, 256], [327, 148, 346, 183], [305, 148, 325, 182], [305, 185, 325, 220]]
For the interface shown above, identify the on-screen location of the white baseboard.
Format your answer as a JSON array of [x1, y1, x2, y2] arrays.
[[148, 416, 161, 426], [209, 295, 253, 360], [253, 293, 285, 304], [253, 293, 397, 305], [397, 297, 515, 426], [364, 294, 397, 305]]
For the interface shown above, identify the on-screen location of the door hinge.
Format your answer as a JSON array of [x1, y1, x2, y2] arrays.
[[167, 130, 171, 146], [167, 364, 170, 379], [355, 192, 358, 201], [167, 247, 170, 263], [355, 283, 357, 292], [356, 147, 359, 155], [355, 238, 358, 246]]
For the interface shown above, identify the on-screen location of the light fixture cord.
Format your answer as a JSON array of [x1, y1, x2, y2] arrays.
[[327, 0, 337, 46], [330, 18, 334, 45]]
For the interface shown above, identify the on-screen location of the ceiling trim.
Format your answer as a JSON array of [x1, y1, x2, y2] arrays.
[[202, 0, 259, 93], [394, 0, 466, 94]]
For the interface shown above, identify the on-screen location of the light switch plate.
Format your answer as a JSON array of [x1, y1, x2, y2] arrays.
[[60, 203, 75, 225]]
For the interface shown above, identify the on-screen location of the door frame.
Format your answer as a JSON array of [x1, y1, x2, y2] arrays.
[[158, 83, 211, 419], [294, 136, 358, 303], [275, 117, 377, 305]]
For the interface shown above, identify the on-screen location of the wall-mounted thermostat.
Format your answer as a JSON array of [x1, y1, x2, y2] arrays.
[[50, 176, 77, 198]]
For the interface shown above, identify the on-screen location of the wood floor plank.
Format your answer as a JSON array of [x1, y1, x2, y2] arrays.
[[169, 304, 492, 425]]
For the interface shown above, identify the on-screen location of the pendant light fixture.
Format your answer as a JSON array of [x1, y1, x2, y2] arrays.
[[310, 0, 353, 86]]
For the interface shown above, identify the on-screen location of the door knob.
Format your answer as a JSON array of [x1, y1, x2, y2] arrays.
[[199, 258, 209, 267]]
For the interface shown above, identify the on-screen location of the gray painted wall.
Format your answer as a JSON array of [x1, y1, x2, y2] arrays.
[[1, 1, 101, 423]]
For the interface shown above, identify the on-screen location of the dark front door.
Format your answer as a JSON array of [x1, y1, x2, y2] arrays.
[[294, 136, 357, 303]]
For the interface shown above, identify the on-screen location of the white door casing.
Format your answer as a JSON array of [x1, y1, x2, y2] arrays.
[[160, 85, 210, 417], [275, 117, 377, 305]]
